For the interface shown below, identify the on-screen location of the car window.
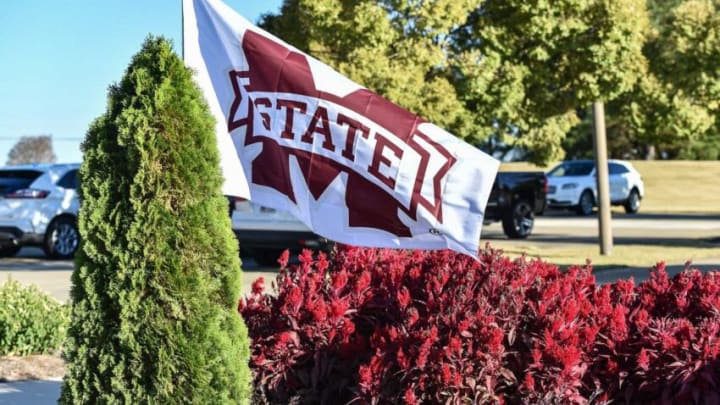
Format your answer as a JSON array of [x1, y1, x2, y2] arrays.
[[0, 170, 44, 196], [548, 162, 594, 177], [57, 169, 79, 189], [608, 163, 629, 175]]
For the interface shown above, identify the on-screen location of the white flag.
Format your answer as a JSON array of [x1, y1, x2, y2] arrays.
[[183, 0, 500, 257]]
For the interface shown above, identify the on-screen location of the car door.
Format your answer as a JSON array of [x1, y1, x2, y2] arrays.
[[608, 163, 630, 201], [55, 168, 80, 214]]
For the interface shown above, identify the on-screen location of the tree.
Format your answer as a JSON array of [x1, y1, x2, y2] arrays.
[[450, 0, 649, 163], [260, 0, 479, 143], [261, 0, 649, 164], [567, 0, 720, 160], [6, 135, 57, 165], [638, 0, 720, 159], [60, 37, 252, 404]]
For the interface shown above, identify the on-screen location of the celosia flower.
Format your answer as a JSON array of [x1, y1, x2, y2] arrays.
[[522, 373, 535, 391], [637, 348, 650, 371], [330, 298, 349, 319], [397, 286, 412, 309], [311, 300, 327, 321], [332, 270, 348, 291], [278, 249, 290, 268], [441, 363, 452, 384], [251, 276, 265, 295], [355, 271, 371, 294], [404, 387, 417, 405], [397, 347, 410, 369], [285, 285, 303, 313]]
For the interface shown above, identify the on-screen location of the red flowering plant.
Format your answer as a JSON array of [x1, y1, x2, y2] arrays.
[[239, 245, 720, 404]]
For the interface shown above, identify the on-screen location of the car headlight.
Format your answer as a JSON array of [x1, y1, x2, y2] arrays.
[[562, 183, 578, 190]]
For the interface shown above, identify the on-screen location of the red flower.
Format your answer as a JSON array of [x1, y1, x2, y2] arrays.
[[277, 249, 290, 268], [441, 363, 452, 384], [285, 285, 302, 312], [406, 307, 419, 327], [404, 387, 417, 405], [397, 286, 412, 309], [637, 348, 650, 371], [355, 271, 371, 294], [447, 336, 462, 356], [277, 331, 293, 345], [251, 277, 265, 295], [522, 373, 535, 391], [488, 327, 504, 354], [341, 319, 355, 338], [397, 347, 410, 369], [330, 298, 349, 319], [332, 270, 348, 291], [311, 300, 327, 321], [358, 364, 373, 388]]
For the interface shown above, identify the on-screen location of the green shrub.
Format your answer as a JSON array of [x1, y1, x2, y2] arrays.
[[60, 36, 252, 404], [0, 279, 68, 356]]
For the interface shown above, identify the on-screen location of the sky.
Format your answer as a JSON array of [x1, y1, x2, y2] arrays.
[[0, 0, 282, 164]]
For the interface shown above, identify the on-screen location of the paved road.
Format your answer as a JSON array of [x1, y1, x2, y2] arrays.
[[1, 212, 718, 303]]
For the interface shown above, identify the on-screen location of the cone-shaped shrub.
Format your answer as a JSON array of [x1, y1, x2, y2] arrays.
[[61, 37, 252, 404]]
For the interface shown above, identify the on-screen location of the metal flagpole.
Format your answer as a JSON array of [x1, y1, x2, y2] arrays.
[[181, 0, 185, 61]]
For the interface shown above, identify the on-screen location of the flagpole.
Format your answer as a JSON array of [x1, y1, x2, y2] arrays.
[[181, 0, 185, 60]]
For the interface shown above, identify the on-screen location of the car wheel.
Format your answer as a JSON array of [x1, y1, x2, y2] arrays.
[[251, 248, 285, 267], [0, 245, 21, 258], [43, 217, 79, 259], [624, 189, 641, 214], [502, 200, 534, 239], [576, 190, 594, 216]]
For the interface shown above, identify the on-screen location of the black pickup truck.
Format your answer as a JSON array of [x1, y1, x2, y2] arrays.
[[484, 172, 548, 239]]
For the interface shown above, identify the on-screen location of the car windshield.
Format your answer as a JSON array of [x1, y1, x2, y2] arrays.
[[0, 170, 43, 196], [548, 162, 594, 177]]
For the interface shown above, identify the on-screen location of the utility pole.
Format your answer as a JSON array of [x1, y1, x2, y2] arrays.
[[592, 101, 613, 255]]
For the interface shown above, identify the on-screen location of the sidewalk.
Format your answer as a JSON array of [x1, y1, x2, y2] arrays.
[[0, 380, 60, 405]]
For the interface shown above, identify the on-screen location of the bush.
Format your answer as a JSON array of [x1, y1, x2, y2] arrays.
[[61, 37, 252, 404], [0, 279, 68, 356], [240, 245, 720, 404]]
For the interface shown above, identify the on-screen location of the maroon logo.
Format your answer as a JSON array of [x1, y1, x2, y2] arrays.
[[227, 30, 456, 237]]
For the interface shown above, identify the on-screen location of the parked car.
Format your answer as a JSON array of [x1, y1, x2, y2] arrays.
[[484, 171, 548, 239], [0, 163, 81, 259], [228, 196, 331, 266], [230, 170, 548, 262], [546, 159, 644, 216]]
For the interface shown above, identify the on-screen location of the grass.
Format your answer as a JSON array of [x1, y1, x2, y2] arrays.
[[501, 160, 720, 214], [494, 160, 720, 269], [488, 239, 719, 270]]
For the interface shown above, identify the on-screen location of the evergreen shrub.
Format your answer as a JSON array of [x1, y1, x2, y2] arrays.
[[61, 36, 252, 404], [0, 279, 68, 356]]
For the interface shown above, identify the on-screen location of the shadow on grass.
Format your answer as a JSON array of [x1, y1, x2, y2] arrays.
[[512, 235, 719, 249], [590, 263, 720, 285], [543, 209, 720, 221]]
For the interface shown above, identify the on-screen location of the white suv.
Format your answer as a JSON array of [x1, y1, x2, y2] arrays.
[[546, 160, 644, 216], [0, 163, 81, 259], [228, 196, 331, 266]]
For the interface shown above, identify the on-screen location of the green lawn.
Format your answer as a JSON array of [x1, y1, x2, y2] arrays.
[[501, 160, 720, 214], [496, 160, 719, 269]]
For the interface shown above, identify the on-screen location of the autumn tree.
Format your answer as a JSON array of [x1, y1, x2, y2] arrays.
[[6, 135, 57, 165]]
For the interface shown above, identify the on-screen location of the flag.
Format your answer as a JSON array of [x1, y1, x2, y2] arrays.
[[182, 0, 500, 257]]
